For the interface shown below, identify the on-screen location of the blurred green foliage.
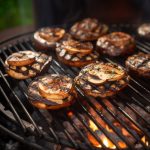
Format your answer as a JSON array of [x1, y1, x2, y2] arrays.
[[0, 0, 33, 31]]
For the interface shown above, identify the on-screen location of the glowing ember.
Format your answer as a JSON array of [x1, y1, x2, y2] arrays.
[[88, 121, 116, 148], [118, 141, 127, 149], [88, 120, 127, 149], [102, 135, 116, 149], [67, 110, 149, 149], [88, 120, 116, 149], [68, 111, 73, 117], [87, 133, 101, 148], [89, 120, 98, 132], [141, 136, 149, 146]]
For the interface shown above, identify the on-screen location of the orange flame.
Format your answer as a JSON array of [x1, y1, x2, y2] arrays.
[[141, 136, 149, 146], [67, 111, 149, 148], [88, 120, 127, 149], [89, 120, 98, 132], [102, 135, 116, 149], [67, 111, 73, 117]]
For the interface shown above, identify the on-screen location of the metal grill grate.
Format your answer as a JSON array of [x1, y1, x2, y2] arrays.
[[0, 24, 150, 150]]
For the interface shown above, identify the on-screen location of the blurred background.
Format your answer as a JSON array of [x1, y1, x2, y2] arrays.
[[0, 0, 33, 31], [0, 0, 150, 32]]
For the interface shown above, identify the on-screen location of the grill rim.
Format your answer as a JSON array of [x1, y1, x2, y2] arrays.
[[0, 24, 150, 150]]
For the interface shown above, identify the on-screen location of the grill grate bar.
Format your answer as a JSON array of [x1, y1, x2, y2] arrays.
[[1, 54, 83, 149], [35, 109, 61, 144], [105, 57, 150, 103], [47, 46, 150, 149], [136, 40, 150, 53], [7, 48, 31, 97], [128, 77, 150, 94], [49, 127, 59, 143], [64, 64, 150, 145], [18, 41, 28, 50], [0, 48, 42, 135], [127, 104, 150, 125], [50, 62, 101, 148], [0, 124, 45, 150], [128, 84, 150, 103], [136, 44, 150, 54], [98, 100, 147, 148], [105, 57, 150, 93], [49, 63, 107, 149], [9, 46, 67, 147], [71, 107, 109, 149], [22, 40, 35, 52], [74, 101, 122, 150], [50, 58, 133, 149], [16, 79, 85, 149], [0, 28, 150, 149], [79, 96, 134, 149], [48, 68, 83, 149], [49, 63, 109, 149], [104, 57, 150, 92], [131, 96, 150, 114], [42, 133, 86, 150], [124, 99, 150, 126], [0, 84, 26, 131], [50, 111, 77, 146], [63, 110, 95, 150], [113, 95, 150, 146], [64, 129, 78, 148], [110, 98, 150, 140], [60, 58, 149, 148], [118, 91, 150, 115], [144, 41, 150, 47], [8, 43, 85, 149], [29, 39, 150, 148]]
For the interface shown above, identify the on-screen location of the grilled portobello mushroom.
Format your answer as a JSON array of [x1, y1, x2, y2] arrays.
[[28, 74, 76, 110], [7, 51, 37, 66], [33, 27, 65, 50], [96, 32, 135, 57], [126, 52, 150, 78], [70, 18, 108, 41], [74, 62, 129, 98], [137, 23, 150, 39], [56, 39, 99, 67], [5, 51, 52, 79]]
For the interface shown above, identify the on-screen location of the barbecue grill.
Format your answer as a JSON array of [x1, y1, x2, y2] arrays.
[[0, 24, 150, 150]]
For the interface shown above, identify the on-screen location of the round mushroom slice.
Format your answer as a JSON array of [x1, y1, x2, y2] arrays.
[[5, 52, 52, 79], [70, 18, 109, 41], [87, 74, 106, 85], [62, 40, 93, 55], [39, 28, 65, 42], [96, 32, 135, 57], [30, 95, 74, 110], [137, 23, 150, 39], [74, 62, 129, 98], [28, 75, 76, 110], [80, 63, 125, 84], [38, 74, 73, 100], [125, 52, 150, 78], [33, 27, 65, 50], [7, 51, 37, 66], [56, 39, 99, 68], [56, 50, 99, 68]]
